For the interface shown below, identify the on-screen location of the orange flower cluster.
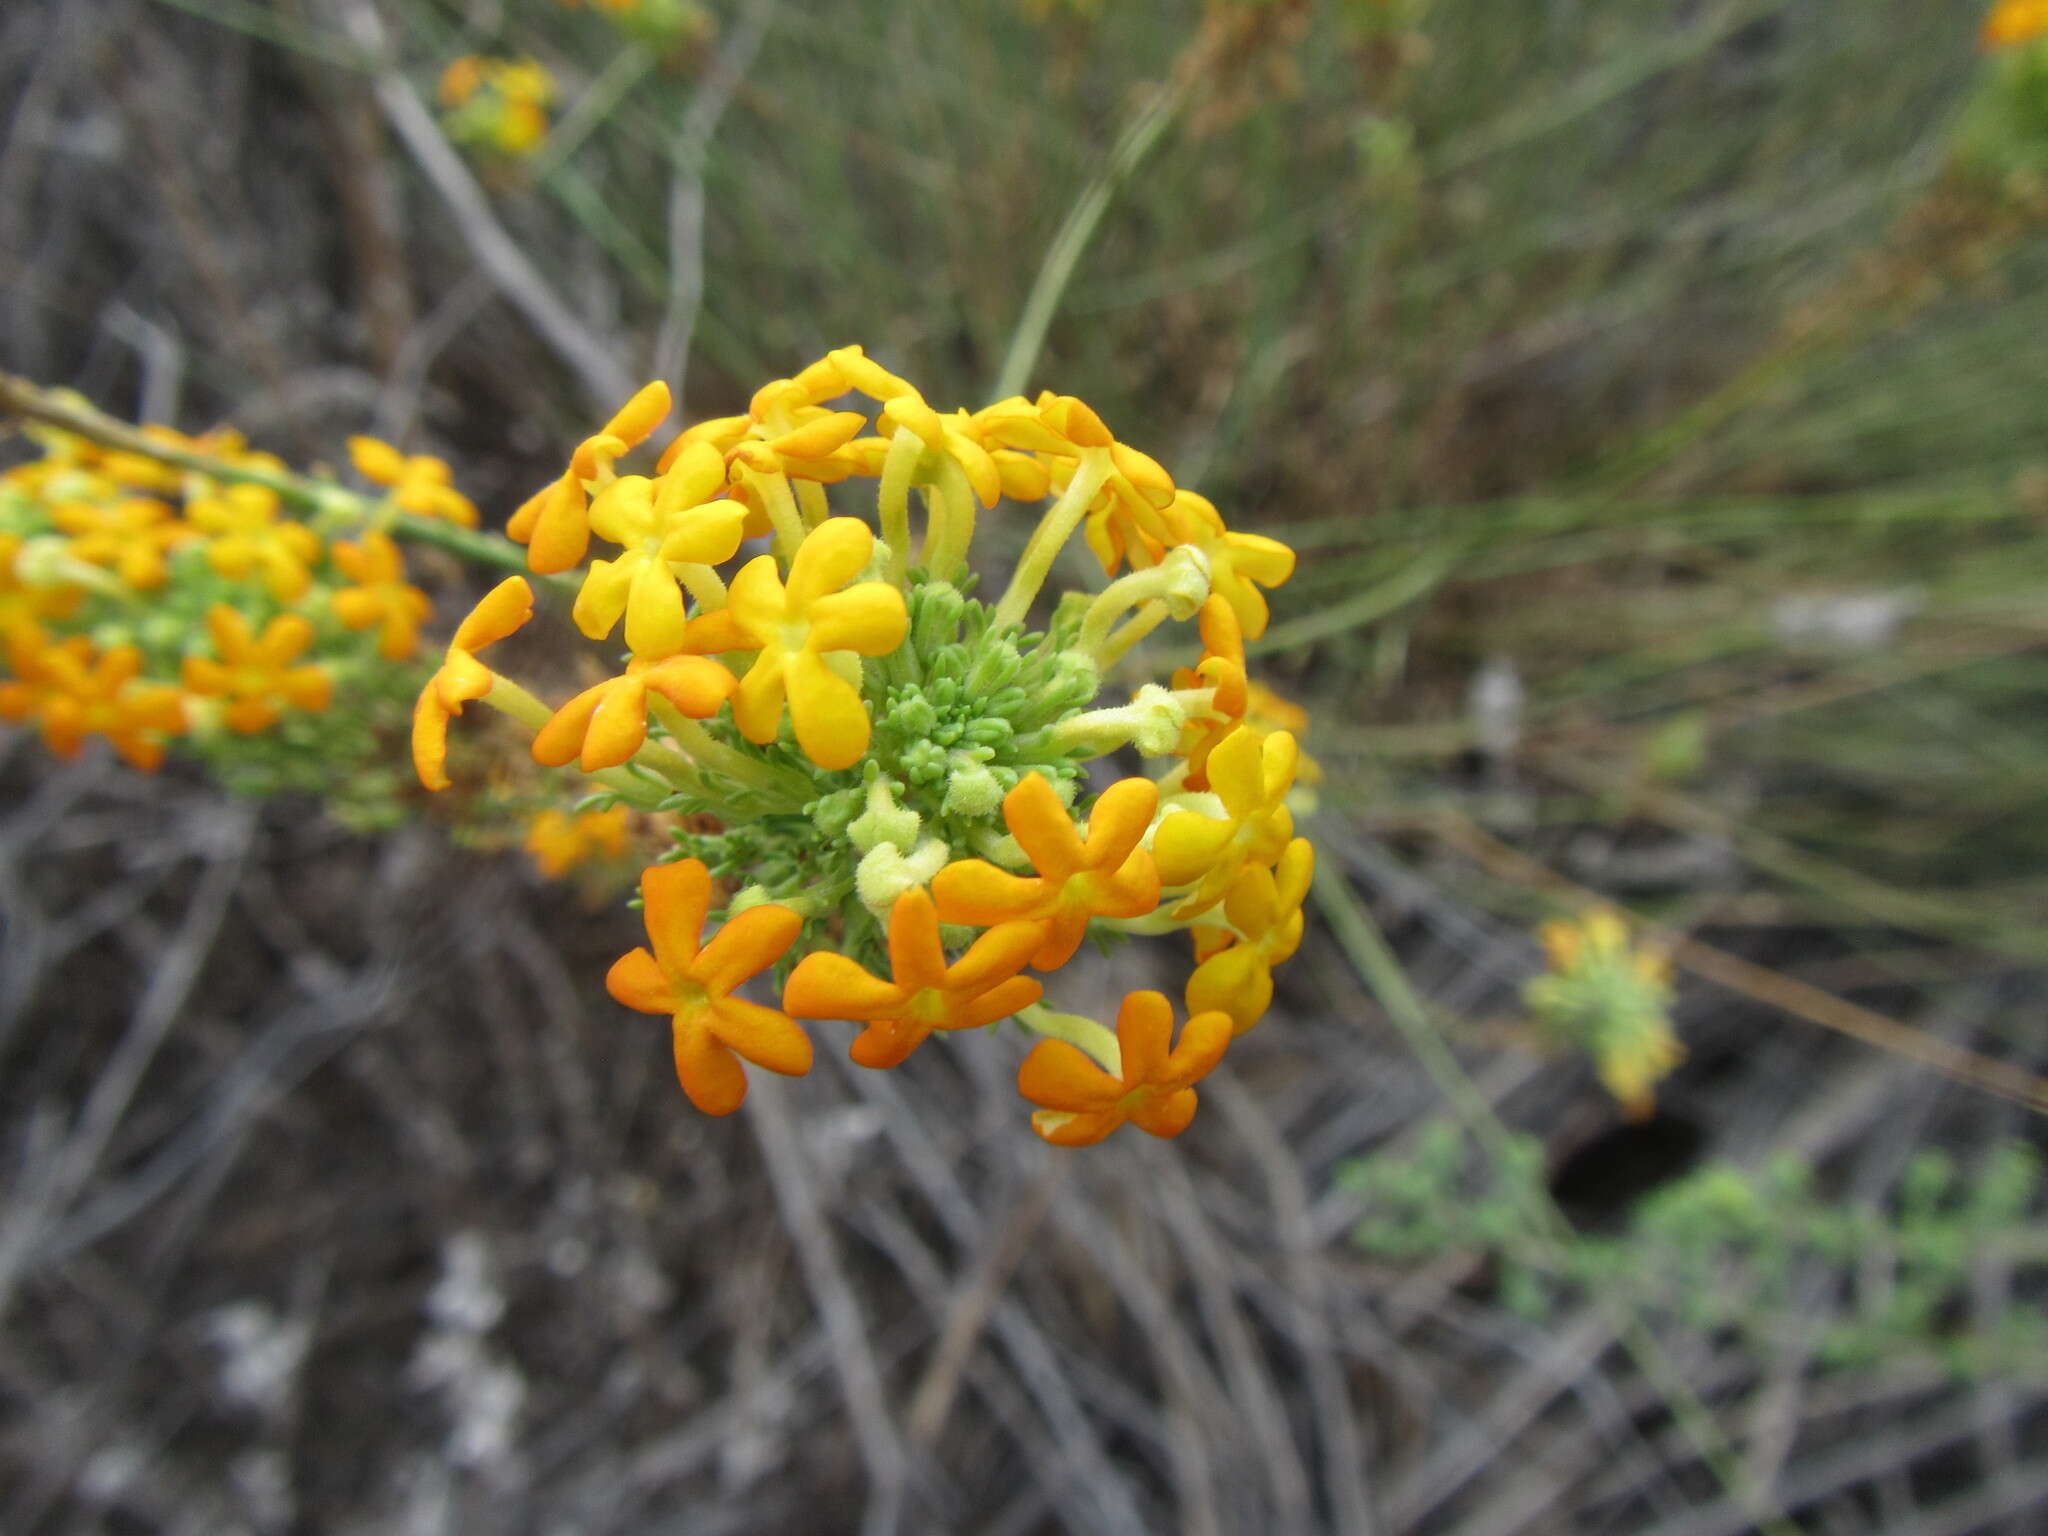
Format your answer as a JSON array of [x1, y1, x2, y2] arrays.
[[0, 418, 444, 797], [413, 351, 1315, 1145]]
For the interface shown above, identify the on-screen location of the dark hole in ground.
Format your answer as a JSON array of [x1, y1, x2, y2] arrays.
[[1549, 1112, 1708, 1231]]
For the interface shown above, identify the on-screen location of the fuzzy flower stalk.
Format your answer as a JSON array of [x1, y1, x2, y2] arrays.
[[422, 351, 1315, 1143]]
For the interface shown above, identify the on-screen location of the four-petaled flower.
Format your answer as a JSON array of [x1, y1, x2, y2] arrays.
[[1153, 725, 1297, 917], [188, 484, 323, 602], [605, 858, 809, 1115], [3, 633, 185, 770], [347, 436, 479, 528], [182, 605, 333, 734], [52, 496, 194, 590], [932, 773, 1160, 970], [1017, 990, 1233, 1147], [532, 652, 737, 772], [508, 381, 671, 574], [1186, 836, 1313, 1033], [783, 887, 1043, 1067], [525, 805, 632, 879], [412, 576, 534, 791], [681, 517, 906, 771], [331, 531, 434, 660], [574, 439, 750, 657]]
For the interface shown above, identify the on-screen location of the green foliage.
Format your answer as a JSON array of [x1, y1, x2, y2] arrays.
[[1338, 1126, 2048, 1377]]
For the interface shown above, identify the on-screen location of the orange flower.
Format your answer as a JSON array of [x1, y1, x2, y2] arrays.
[[507, 381, 672, 574], [412, 577, 534, 791], [331, 531, 434, 660], [181, 606, 333, 734], [1017, 991, 1233, 1146], [3, 631, 186, 770], [531, 652, 737, 771], [1172, 595, 1249, 791], [931, 773, 1160, 970], [783, 887, 1044, 1067], [605, 859, 809, 1114], [525, 805, 632, 878], [1152, 725, 1297, 918]]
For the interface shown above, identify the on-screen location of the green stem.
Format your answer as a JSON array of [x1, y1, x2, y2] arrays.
[[647, 696, 810, 805], [877, 427, 922, 587], [991, 449, 1114, 632], [924, 457, 978, 584], [1017, 1003, 1122, 1075], [992, 73, 1192, 401]]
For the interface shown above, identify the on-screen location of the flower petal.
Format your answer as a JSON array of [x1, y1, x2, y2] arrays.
[[1114, 990, 1176, 1086], [708, 997, 813, 1078], [573, 555, 635, 640], [1130, 1087, 1199, 1140], [453, 577, 536, 652], [641, 859, 711, 973], [783, 951, 906, 1022], [786, 649, 869, 770], [729, 649, 788, 745], [884, 887, 948, 992], [1016, 1039, 1120, 1113], [644, 656, 738, 719], [1080, 777, 1159, 868], [623, 556, 688, 658], [1003, 772, 1083, 882], [532, 680, 609, 768], [806, 583, 908, 656], [605, 947, 674, 1015], [673, 1020, 749, 1116], [785, 517, 872, 609], [695, 903, 802, 996], [931, 860, 1047, 927]]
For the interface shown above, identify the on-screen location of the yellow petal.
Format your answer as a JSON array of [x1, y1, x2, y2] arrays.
[[785, 649, 869, 770], [805, 582, 907, 656]]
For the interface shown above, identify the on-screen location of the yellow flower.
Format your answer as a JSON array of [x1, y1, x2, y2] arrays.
[[783, 887, 1044, 1067], [181, 606, 333, 734], [661, 353, 869, 489], [1984, 0, 2048, 48], [2, 631, 185, 771], [1017, 990, 1233, 1146], [932, 773, 1161, 970], [412, 577, 534, 791], [680, 517, 906, 770], [605, 858, 809, 1115], [532, 652, 737, 772], [574, 440, 750, 657], [508, 382, 672, 575], [1157, 490, 1295, 640], [1172, 595, 1249, 792], [525, 805, 632, 878], [1525, 909, 1684, 1122], [1152, 725, 1297, 917], [331, 531, 433, 660], [51, 496, 194, 590], [347, 437, 479, 528], [1185, 837, 1313, 1033], [187, 483, 322, 602]]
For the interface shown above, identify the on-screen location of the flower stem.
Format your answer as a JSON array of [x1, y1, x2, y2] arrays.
[[991, 449, 1113, 633], [1017, 1004, 1123, 1076], [877, 427, 921, 587]]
